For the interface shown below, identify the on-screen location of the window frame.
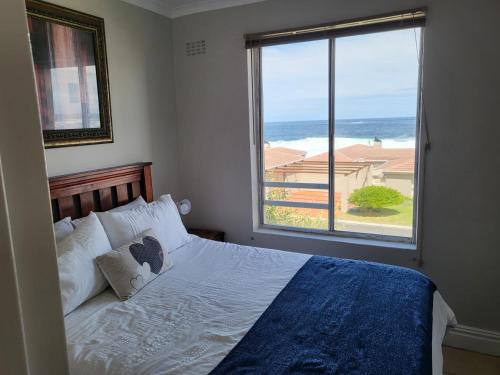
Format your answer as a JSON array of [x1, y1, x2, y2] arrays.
[[252, 24, 426, 245]]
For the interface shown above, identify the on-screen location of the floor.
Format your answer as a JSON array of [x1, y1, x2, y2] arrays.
[[443, 346, 500, 375]]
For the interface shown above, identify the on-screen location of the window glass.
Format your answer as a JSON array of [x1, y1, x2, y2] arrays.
[[262, 40, 330, 229], [334, 28, 421, 238], [257, 27, 422, 241]]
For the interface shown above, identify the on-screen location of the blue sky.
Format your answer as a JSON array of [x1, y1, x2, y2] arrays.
[[262, 28, 421, 122]]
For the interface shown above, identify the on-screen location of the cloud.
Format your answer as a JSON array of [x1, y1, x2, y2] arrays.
[[262, 28, 421, 121]]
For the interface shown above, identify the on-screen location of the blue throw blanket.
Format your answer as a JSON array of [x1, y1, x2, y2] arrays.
[[210, 256, 436, 375]]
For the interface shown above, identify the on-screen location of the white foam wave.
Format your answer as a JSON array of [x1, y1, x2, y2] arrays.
[[269, 137, 416, 157]]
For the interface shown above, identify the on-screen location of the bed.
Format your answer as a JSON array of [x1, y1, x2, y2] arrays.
[[50, 163, 456, 375]]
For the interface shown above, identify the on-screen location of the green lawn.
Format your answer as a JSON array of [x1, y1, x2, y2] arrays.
[[339, 200, 414, 226]]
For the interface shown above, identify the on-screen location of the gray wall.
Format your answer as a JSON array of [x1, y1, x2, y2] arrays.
[[172, 0, 500, 332], [0, 0, 68, 372], [44, 0, 180, 198]]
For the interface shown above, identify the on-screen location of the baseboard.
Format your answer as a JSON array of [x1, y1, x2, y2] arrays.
[[444, 324, 500, 357]]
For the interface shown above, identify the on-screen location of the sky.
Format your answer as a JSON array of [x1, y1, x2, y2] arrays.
[[262, 28, 422, 122]]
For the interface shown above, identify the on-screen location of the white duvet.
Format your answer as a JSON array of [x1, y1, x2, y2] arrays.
[[65, 236, 455, 375]]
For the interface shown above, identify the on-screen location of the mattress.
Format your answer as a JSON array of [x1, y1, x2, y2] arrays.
[[65, 235, 455, 375]]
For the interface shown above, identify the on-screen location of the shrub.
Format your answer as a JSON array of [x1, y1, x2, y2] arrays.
[[348, 186, 405, 210], [264, 187, 328, 229], [264, 205, 328, 230]]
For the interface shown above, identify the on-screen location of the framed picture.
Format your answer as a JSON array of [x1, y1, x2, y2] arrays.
[[26, 0, 113, 148]]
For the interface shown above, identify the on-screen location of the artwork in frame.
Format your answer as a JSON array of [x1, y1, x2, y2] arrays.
[[26, 0, 113, 148]]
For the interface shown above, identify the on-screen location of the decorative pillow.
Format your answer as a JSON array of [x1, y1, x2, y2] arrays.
[[98, 194, 190, 251], [96, 229, 172, 300], [54, 217, 74, 241], [72, 196, 147, 228], [57, 212, 112, 315]]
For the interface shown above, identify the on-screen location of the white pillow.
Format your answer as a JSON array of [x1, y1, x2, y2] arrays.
[[54, 217, 74, 241], [98, 194, 189, 251], [108, 196, 147, 213], [71, 196, 147, 228], [96, 229, 172, 300], [157, 195, 190, 252], [57, 212, 112, 315]]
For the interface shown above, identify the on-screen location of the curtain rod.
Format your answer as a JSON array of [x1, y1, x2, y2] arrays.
[[245, 8, 427, 49]]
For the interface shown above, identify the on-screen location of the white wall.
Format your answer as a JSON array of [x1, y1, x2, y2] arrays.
[[44, 0, 180, 198], [0, 0, 68, 373], [172, 0, 500, 333]]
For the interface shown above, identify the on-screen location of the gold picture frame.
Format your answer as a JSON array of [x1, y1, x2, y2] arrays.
[[26, 0, 113, 148]]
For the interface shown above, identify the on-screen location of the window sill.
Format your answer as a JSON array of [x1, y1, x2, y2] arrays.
[[254, 227, 417, 251]]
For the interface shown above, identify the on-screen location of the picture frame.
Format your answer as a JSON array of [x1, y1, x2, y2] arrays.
[[26, 0, 113, 148]]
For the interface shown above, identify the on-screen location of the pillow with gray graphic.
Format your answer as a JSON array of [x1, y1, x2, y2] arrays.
[[96, 229, 172, 300]]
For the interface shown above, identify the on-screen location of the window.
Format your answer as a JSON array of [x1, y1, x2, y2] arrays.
[[250, 10, 425, 243]]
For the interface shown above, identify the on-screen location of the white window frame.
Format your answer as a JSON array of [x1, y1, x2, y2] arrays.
[[250, 22, 426, 245]]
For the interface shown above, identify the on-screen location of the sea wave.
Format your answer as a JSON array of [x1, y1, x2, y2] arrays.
[[264, 117, 417, 142]]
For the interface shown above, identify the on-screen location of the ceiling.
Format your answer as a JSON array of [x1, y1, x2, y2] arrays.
[[120, 0, 267, 18]]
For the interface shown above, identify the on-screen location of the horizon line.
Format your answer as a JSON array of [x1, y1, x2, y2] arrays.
[[265, 115, 417, 124]]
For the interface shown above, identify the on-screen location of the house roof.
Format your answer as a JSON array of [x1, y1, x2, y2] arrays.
[[333, 144, 415, 164], [303, 144, 415, 173], [264, 144, 415, 175], [382, 158, 415, 173], [305, 150, 352, 163], [264, 147, 306, 170]]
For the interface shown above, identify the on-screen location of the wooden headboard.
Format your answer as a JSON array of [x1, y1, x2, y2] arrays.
[[49, 162, 153, 222]]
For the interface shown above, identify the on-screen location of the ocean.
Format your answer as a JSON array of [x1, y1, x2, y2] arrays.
[[265, 117, 416, 157]]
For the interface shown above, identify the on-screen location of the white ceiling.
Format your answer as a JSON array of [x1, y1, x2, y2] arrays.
[[121, 0, 267, 18]]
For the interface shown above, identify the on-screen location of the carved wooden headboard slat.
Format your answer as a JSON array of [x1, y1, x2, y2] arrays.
[[49, 162, 153, 222]]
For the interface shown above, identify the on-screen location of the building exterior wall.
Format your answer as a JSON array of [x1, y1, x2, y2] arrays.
[[383, 173, 414, 197], [276, 165, 372, 212]]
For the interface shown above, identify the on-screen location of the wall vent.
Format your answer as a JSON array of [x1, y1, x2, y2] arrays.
[[186, 40, 206, 56]]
